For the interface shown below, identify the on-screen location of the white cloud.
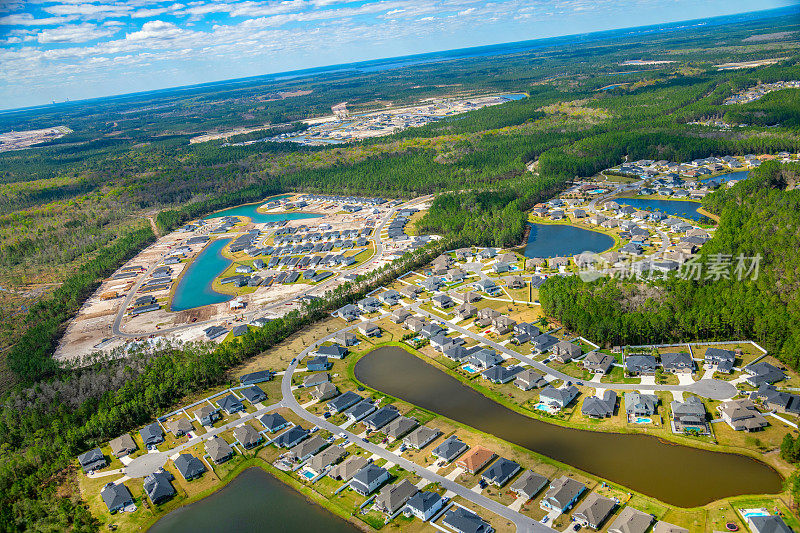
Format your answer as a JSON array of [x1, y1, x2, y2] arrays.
[[37, 22, 117, 43], [43, 3, 134, 19], [125, 19, 185, 41], [0, 12, 76, 25]]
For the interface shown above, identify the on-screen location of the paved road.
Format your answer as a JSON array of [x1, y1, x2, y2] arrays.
[[281, 325, 556, 533], [113, 195, 432, 339]]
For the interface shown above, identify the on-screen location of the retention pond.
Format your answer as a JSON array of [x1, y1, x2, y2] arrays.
[[354, 346, 782, 507]]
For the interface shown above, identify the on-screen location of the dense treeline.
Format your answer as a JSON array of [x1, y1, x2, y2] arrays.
[[540, 161, 800, 369], [6, 226, 156, 383]]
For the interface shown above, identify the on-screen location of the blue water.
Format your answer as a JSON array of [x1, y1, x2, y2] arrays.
[[171, 239, 234, 311], [209, 195, 321, 224], [615, 198, 703, 221], [700, 170, 749, 186], [522, 223, 614, 259]]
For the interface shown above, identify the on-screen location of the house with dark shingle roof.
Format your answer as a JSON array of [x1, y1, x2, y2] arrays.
[[328, 390, 362, 413], [405, 491, 444, 521], [661, 352, 694, 374], [218, 393, 244, 414], [350, 463, 390, 496], [751, 384, 800, 415], [174, 453, 206, 481], [143, 470, 175, 505], [539, 385, 580, 410], [306, 355, 332, 372], [608, 506, 654, 533], [433, 436, 469, 463], [625, 354, 658, 376], [551, 340, 582, 363], [289, 435, 327, 462], [233, 423, 263, 449], [744, 362, 786, 387], [403, 426, 442, 450], [193, 404, 220, 426], [582, 352, 615, 375], [275, 425, 309, 448], [625, 392, 659, 418], [481, 457, 521, 487], [541, 476, 586, 512], [383, 416, 418, 439], [748, 515, 793, 533], [205, 436, 233, 464], [258, 412, 288, 433], [375, 479, 418, 515], [704, 347, 735, 373], [572, 492, 616, 529], [78, 448, 107, 473], [581, 390, 617, 419], [100, 482, 134, 513], [140, 422, 164, 447], [314, 343, 348, 359], [443, 506, 492, 533], [510, 470, 548, 501], [109, 434, 137, 458], [364, 406, 400, 431], [515, 369, 547, 391], [240, 385, 267, 404]]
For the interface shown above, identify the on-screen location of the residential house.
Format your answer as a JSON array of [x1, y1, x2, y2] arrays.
[[350, 464, 390, 496], [653, 522, 689, 533], [751, 384, 800, 415], [312, 382, 339, 401], [456, 446, 496, 474], [307, 446, 347, 475], [357, 296, 381, 314], [336, 330, 358, 347], [533, 334, 558, 353], [482, 365, 522, 384], [403, 426, 442, 450], [539, 385, 580, 410], [473, 278, 498, 294], [174, 453, 206, 481], [275, 425, 310, 448], [492, 261, 511, 273], [391, 308, 413, 323], [109, 434, 137, 458], [218, 394, 244, 415], [748, 515, 793, 533], [358, 321, 381, 337], [455, 303, 478, 321], [193, 405, 220, 426], [329, 456, 369, 481], [384, 416, 418, 439], [541, 476, 586, 513], [492, 315, 516, 335], [336, 304, 360, 321], [475, 307, 500, 327], [78, 448, 107, 473], [443, 507, 492, 533], [239, 385, 266, 405], [661, 352, 694, 374], [258, 412, 289, 433], [482, 457, 521, 487], [512, 322, 540, 344], [328, 391, 362, 413], [453, 290, 481, 304], [573, 493, 616, 529], [345, 400, 378, 423], [303, 372, 329, 388], [364, 406, 400, 431], [582, 352, 615, 375], [239, 369, 273, 385], [205, 436, 233, 464], [378, 289, 401, 305], [625, 392, 659, 419], [143, 470, 175, 505], [375, 479, 418, 515], [515, 369, 547, 390], [431, 294, 455, 309], [625, 354, 658, 376], [704, 347, 736, 373], [233, 423, 263, 449], [289, 435, 327, 462], [405, 491, 444, 521], [670, 396, 708, 434], [467, 349, 503, 370], [433, 436, 469, 463], [306, 356, 332, 371], [744, 362, 786, 387], [446, 268, 466, 283], [315, 343, 348, 359], [581, 390, 617, 419], [608, 506, 653, 533], [510, 470, 548, 501], [718, 399, 768, 432], [140, 422, 164, 447], [100, 482, 134, 513], [167, 417, 194, 437], [404, 316, 425, 333]]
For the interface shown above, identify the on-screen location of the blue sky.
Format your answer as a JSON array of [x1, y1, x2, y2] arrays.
[[0, 0, 793, 110]]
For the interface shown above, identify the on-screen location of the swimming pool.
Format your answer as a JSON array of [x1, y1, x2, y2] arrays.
[[633, 417, 652, 424], [462, 364, 478, 373], [740, 508, 770, 520], [535, 403, 558, 414], [301, 470, 315, 480], [588, 189, 608, 194]]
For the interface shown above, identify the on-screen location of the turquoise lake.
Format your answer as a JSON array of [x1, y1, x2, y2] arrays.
[[615, 198, 704, 221], [207, 195, 322, 224], [171, 239, 233, 311], [522, 223, 614, 258], [700, 170, 749, 186]]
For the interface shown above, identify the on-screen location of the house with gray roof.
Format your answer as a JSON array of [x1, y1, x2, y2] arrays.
[[303, 372, 329, 388], [539, 385, 580, 410], [218, 393, 244, 414], [193, 404, 220, 426], [289, 435, 327, 462], [467, 349, 503, 370], [391, 308, 413, 323], [482, 364, 522, 384], [383, 416, 418, 439], [670, 396, 708, 434], [572, 492, 616, 529], [541, 476, 586, 512], [433, 436, 468, 463], [403, 426, 442, 450], [240, 385, 267, 404], [143, 470, 175, 505], [100, 482, 134, 513], [405, 491, 444, 521], [431, 294, 455, 309], [109, 434, 137, 458], [314, 343, 348, 359], [625, 392, 659, 418], [653, 522, 689, 533], [744, 362, 786, 387], [510, 470, 548, 500], [581, 390, 617, 419], [312, 382, 339, 401], [608, 506, 653, 533], [174, 453, 206, 480], [704, 347, 735, 373], [329, 456, 369, 481], [482, 457, 521, 487], [375, 479, 418, 515], [350, 463, 390, 496], [233, 423, 263, 449], [307, 446, 347, 475], [443, 507, 492, 533], [533, 334, 558, 353], [167, 417, 193, 436], [275, 425, 309, 448], [78, 448, 107, 473], [345, 399, 377, 422], [661, 352, 694, 374], [205, 436, 233, 464], [258, 412, 288, 433], [140, 422, 164, 447], [551, 340, 582, 363], [748, 515, 793, 533], [364, 406, 400, 431], [625, 354, 658, 376], [582, 352, 615, 375], [515, 369, 547, 391], [751, 384, 800, 415]]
